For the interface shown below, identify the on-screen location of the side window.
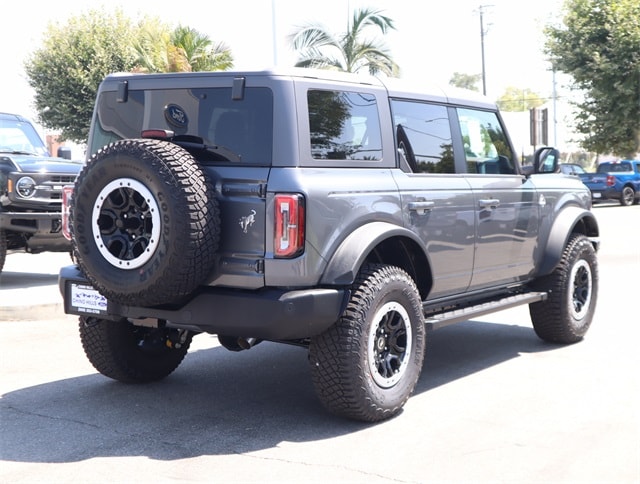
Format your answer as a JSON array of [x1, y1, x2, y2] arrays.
[[457, 108, 516, 175], [390, 100, 454, 173], [308, 90, 382, 161]]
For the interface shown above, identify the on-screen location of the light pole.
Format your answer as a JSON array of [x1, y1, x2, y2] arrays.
[[478, 5, 493, 96]]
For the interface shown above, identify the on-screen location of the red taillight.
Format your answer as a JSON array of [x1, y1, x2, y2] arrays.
[[141, 129, 175, 139], [274, 194, 305, 258], [62, 185, 73, 241], [606, 175, 615, 187]]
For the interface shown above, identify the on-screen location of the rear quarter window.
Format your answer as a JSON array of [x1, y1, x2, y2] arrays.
[[307, 90, 382, 161]]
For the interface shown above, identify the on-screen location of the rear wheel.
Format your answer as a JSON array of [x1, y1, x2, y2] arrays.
[[529, 234, 598, 343], [79, 316, 193, 383], [620, 186, 635, 206], [309, 264, 426, 422]]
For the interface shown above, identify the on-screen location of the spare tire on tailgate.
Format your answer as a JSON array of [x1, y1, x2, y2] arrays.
[[71, 139, 220, 306]]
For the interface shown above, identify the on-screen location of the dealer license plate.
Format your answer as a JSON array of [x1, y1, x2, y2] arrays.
[[593, 193, 601, 199], [67, 282, 108, 315]]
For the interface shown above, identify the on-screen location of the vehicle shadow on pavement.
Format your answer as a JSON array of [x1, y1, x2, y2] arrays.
[[1, 320, 559, 464], [0, 270, 59, 289], [418, 319, 557, 393]]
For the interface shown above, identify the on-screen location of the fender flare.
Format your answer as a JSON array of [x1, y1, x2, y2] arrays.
[[320, 221, 428, 285], [537, 206, 599, 276]]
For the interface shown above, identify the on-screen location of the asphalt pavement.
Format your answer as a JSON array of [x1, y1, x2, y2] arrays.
[[0, 251, 72, 321]]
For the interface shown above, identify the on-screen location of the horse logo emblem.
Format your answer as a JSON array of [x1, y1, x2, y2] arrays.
[[239, 209, 256, 233]]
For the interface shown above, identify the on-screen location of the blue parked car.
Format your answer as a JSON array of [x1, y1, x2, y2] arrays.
[[578, 160, 640, 206]]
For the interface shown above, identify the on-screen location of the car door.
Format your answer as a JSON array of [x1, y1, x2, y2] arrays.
[[454, 107, 540, 290], [390, 99, 475, 299]]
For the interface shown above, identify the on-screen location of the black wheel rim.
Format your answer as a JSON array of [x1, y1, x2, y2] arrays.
[[570, 259, 592, 321], [368, 301, 413, 388], [92, 178, 161, 269]]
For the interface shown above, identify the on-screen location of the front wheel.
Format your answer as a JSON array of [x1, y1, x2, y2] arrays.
[[309, 264, 426, 422], [529, 234, 598, 343], [79, 316, 193, 383]]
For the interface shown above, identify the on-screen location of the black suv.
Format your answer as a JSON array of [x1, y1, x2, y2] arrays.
[[0, 112, 82, 272], [59, 69, 599, 422]]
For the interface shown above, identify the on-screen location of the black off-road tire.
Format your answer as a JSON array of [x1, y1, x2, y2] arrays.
[[309, 264, 426, 422], [529, 233, 598, 343], [79, 316, 193, 383], [620, 186, 635, 206], [71, 139, 220, 306], [0, 229, 6, 273]]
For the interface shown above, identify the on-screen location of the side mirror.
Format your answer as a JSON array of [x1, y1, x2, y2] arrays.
[[533, 146, 560, 174], [57, 146, 72, 160]]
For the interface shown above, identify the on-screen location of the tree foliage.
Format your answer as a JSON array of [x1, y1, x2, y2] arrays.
[[544, 0, 640, 157], [289, 7, 399, 77], [497, 87, 545, 112], [24, 9, 139, 142], [132, 24, 234, 73], [449, 72, 481, 92], [24, 9, 233, 143]]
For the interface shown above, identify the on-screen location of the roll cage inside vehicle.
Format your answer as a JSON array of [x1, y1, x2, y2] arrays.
[[58, 69, 599, 422]]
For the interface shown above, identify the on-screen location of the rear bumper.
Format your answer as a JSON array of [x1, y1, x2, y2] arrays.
[[58, 265, 347, 340], [589, 187, 619, 201]]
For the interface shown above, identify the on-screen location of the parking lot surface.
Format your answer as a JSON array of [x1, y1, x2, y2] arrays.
[[1, 203, 639, 483]]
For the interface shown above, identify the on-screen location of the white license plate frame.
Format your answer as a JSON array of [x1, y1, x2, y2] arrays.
[[66, 282, 108, 315]]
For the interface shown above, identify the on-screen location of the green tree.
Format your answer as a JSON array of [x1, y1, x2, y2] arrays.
[[25, 9, 234, 143], [172, 26, 233, 72], [544, 0, 640, 157], [133, 24, 234, 73], [497, 87, 545, 112], [130, 18, 178, 73], [24, 9, 140, 142], [449, 72, 481, 91], [289, 7, 399, 76]]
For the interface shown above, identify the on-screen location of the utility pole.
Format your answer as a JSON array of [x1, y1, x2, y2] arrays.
[[478, 5, 493, 96], [272, 0, 278, 66], [552, 67, 558, 146]]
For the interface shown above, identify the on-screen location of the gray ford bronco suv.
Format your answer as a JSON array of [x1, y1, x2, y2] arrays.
[[59, 68, 599, 422], [1, 112, 82, 272]]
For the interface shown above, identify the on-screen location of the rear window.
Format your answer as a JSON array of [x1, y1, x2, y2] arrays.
[[597, 162, 632, 173], [90, 87, 273, 165]]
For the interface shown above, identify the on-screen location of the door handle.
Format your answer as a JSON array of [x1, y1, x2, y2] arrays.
[[408, 200, 435, 214], [478, 198, 500, 209]]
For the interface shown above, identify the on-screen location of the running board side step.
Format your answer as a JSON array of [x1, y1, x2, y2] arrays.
[[424, 292, 547, 330]]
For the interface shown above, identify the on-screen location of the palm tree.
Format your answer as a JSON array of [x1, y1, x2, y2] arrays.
[[171, 26, 234, 72], [289, 7, 399, 77], [133, 24, 233, 73]]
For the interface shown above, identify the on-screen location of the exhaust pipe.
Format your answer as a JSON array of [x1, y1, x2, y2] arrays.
[[218, 334, 260, 352]]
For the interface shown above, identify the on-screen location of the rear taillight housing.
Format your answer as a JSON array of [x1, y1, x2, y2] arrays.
[[606, 175, 615, 187], [274, 194, 305, 258], [61, 185, 73, 241]]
